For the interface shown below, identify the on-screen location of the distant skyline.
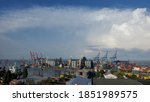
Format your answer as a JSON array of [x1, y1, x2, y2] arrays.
[[0, 0, 150, 60]]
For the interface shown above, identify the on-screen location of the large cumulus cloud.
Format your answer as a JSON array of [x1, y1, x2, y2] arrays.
[[0, 7, 150, 59]]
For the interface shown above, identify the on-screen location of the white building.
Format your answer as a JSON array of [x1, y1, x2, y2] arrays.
[[71, 61, 78, 68], [104, 73, 117, 79], [68, 59, 80, 68], [85, 60, 92, 68], [77, 58, 82, 68], [132, 67, 140, 71], [9, 66, 21, 73], [48, 60, 56, 66]]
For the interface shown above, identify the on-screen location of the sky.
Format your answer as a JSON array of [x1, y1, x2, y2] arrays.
[[0, 0, 150, 60]]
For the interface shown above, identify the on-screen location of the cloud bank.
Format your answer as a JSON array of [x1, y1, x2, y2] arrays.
[[0, 7, 150, 59]]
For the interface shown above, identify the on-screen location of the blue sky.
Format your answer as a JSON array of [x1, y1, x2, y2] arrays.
[[0, 0, 150, 10], [0, 0, 150, 60]]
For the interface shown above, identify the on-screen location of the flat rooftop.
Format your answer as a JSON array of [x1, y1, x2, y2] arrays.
[[93, 79, 143, 85]]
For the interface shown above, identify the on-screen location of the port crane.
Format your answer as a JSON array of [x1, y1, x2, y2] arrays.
[[93, 49, 109, 64], [101, 50, 108, 62], [93, 50, 101, 64], [30, 51, 36, 64], [110, 50, 117, 62], [93, 49, 117, 64]]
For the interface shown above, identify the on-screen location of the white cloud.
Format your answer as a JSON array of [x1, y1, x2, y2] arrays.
[[87, 8, 150, 50], [0, 7, 150, 59]]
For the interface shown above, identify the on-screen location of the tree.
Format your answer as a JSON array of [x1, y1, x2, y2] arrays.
[[91, 60, 94, 69], [0, 67, 6, 77], [130, 74, 137, 79], [96, 71, 101, 78], [59, 57, 63, 65], [22, 68, 28, 78], [87, 71, 96, 79], [80, 57, 86, 69], [116, 72, 124, 79], [3, 70, 12, 84], [99, 70, 105, 77]]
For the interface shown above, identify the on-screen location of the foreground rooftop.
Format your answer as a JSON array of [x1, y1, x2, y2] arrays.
[[93, 79, 143, 85]]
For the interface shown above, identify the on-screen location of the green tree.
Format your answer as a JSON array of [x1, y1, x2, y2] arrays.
[[116, 72, 124, 79], [130, 74, 137, 79], [3, 70, 12, 85], [99, 70, 105, 78], [87, 71, 96, 79], [22, 68, 28, 78], [80, 57, 86, 69], [96, 71, 100, 78], [0, 67, 6, 77]]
